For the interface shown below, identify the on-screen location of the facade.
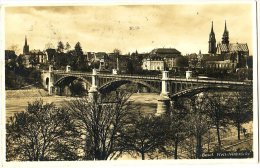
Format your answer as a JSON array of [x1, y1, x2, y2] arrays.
[[216, 43, 249, 68], [30, 49, 48, 64], [142, 56, 165, 71], [150, 48, 182, 70]]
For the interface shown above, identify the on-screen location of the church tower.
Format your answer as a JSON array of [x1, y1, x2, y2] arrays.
[[23, 36, 29, 54], [208, 21, 216, 54], [222, 20, 229, 45]]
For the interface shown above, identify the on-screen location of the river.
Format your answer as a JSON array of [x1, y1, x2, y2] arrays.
[[5, 89, 159, 120]]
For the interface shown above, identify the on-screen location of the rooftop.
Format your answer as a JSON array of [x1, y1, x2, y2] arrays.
[[150, 48, 181, 55]]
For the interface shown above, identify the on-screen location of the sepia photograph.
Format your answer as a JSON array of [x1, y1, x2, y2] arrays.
[[1, 0, 258, 167]]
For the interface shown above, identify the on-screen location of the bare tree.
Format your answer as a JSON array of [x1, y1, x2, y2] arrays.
[[66, 91, 134, 160], [186, 94, 211, 159], [204, 92, 229, 150], [119, 113, 166, 160], [161, 100, 190, 159], [6, 100, 79, 161], [227, 88, 253, 140]]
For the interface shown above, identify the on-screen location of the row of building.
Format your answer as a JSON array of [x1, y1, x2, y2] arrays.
[[5, 21, 252, 73]]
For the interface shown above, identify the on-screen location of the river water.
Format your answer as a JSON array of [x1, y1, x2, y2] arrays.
[[5, 90, 159, 120]]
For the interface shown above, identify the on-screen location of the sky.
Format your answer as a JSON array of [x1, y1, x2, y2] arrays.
[[5, 3, 254, 55]]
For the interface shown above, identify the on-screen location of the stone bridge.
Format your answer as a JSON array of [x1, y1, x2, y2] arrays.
[[41, 66, 252, 115]]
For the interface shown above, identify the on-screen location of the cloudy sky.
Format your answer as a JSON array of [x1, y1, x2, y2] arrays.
[[5, 3, 254, 55]]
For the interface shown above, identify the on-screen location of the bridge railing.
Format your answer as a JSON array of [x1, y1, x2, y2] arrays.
[[168, 77, 252, 86], [51, 70, 252, 86]]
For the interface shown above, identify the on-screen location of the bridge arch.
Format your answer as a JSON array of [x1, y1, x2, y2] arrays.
[[98, 79, 160, 94], [170, 85, 245, 99], [54, 75, 92, 90]]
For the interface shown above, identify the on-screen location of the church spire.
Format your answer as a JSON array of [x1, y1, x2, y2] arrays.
[[208, 21, 216, 54], [25, 36, 27, 46], [222, 20, 229, 45], [23, 35, 29, 54], [211, 21, 214, 32], [224, 20, 227, 31]]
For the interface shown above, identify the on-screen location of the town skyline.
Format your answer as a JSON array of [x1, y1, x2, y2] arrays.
[[5, 4, 253, 55]]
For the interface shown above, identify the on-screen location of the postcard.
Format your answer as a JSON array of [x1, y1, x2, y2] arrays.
[[1, 0, 258, 168]]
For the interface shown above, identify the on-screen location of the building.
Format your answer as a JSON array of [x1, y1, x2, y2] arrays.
[[95, 52, 109, 71], [150, 48, 182, 70], [206, 21, 250, 69], [30, 49, 48, 64], [20, 36, 48, 67], [142, 56, 165, 71]]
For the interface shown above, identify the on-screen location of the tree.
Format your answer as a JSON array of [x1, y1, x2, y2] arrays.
[[161, 100, 190, 159], [176, 56, 189, 68], [227, 88, 253, 140], [8, 44, 20, 55], [6, 100, 79, 161], [66, 91, 134, 160], [29, 55, 37, 68], [119, 113, 166, 160], [74, 42, 83, 56], [186, 94, 211, 159], [204, 92, 230, 150], [45, 42, 54, 50], [74, 42, 87, 70], [16, 55, 25, 68], [65, 42, 71, 52], [113, 48, 121, 55], [126, 61, 134, 74], [57, 41, 64, 53]]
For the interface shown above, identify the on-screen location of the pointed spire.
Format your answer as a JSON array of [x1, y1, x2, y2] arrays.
[[25, 36, 27, 45], [23, 35, 29, 54], [224, 20, 227, 32], [208, 21, 216, 54], [222, 20, 229, 44], [211, 21, 214, 32]]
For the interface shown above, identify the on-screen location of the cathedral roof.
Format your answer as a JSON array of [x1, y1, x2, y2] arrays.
[[217, 43, 249, 53], [150, 48, 181, 55]]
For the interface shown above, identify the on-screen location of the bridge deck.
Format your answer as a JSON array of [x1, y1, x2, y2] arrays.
[[52, 71, 252, 86]]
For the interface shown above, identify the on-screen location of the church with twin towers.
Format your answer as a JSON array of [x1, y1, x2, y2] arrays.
[[205, 21, 250, 69]]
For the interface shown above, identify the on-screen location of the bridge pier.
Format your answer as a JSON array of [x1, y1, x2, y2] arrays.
[[41, 65, 54, 95], [156, 71, 171, 116], [88, 69, 99, 103]]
